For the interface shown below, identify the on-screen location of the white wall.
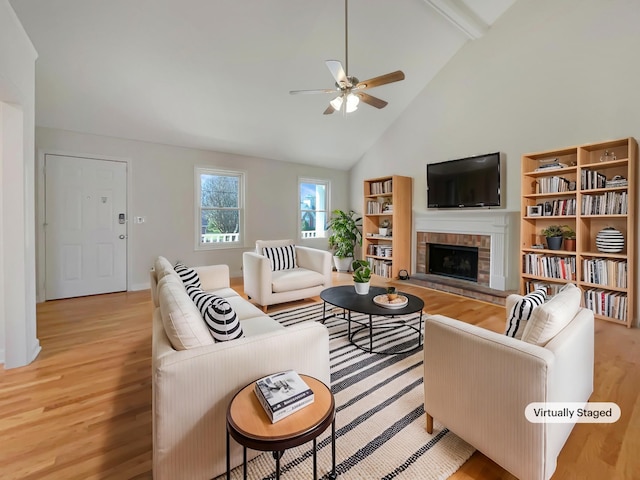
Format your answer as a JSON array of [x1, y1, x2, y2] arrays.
[[0, 0, 40, 368], [35, 127, 349, 292], [352, 0, 640, 210]]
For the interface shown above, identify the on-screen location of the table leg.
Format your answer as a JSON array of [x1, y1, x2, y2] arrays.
[[243, 447, 247, 480], [313, 438, 317, 480], [419, 310, 423, 347], [322, 301, 327, 323], [348, 310, 351, 338], [275, 451, 281, 480], [226, 430, 230, 480], [329, 418, 337, 479], [369, 314, 373, 353]]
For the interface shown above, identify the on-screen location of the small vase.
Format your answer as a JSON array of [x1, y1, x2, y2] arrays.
[[546, 236, 563, 250], [354, 281, 370, 295], [596, 227, 624, 253], [564, 238, 576, 252]]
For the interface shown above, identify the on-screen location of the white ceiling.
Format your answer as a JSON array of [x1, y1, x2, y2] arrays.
[[10, 0, 516, 170]]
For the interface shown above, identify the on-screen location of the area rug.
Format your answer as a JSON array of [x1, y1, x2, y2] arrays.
[[224, 302, 475, 480]]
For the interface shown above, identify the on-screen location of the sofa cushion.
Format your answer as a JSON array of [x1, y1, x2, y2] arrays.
[[522, 283, 582, 346], [271, 268, 325, 293], [504, 287, 547, 340], [226, 295, 267, 320], [158, 276, 215, 350], [174, 262, 201, 288], [186, 285, 244, 342], [263, 244, 297, 271], [240, 316, 286, 337]]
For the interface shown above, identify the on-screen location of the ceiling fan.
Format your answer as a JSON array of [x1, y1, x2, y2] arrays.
[[289, 0, 405, 115]]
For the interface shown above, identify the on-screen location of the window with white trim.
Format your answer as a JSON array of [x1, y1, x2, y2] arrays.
[[299, 178, 329, 239], [196, 167, 244, 249]]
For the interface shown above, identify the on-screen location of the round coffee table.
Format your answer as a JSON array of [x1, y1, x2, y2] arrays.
[[320, 285, 424, 354], [226, 374, 337, 480]]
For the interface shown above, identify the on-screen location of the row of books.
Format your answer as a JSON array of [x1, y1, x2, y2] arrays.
[[534, 162, 569, 172], [522, 254, 576, 280], [581, 192, 628, 215], [583, 290, 627, 321], [523, 281, 563, 296], [365, 258, 393, 278], [536, 176, 572, 194], [366, 200, 386, 214], [582, 258, 627, 288], [369, 180, 393, 195], [367, 244, 392, 257], [546, 198, 577, 216], [581, 170, 607, 190], [254, 370, 314, 423]]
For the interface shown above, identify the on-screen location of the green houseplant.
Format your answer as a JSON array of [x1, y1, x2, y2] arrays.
[[351, 259, 372, 295], [327, 209, 363, 272]]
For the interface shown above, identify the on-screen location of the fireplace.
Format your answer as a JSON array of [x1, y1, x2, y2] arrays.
[[428, 243, 479, 282]]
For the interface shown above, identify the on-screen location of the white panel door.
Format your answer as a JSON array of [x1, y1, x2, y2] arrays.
[[45, 155, 127, 300]]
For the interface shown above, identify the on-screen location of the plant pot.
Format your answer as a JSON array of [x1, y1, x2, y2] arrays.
[[546, 236, 563, 250], [564, 238, 576, 251], [354, 281, 370, 295], [333, 256, 353, 272]]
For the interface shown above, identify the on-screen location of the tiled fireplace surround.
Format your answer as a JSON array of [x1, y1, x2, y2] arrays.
[[412, 211, 519, 304]]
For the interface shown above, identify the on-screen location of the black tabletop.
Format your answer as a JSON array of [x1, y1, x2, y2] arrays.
[[320, 286, 424, 316]]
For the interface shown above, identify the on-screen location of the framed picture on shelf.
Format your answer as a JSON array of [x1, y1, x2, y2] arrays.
[[527, 205, 542, 217]]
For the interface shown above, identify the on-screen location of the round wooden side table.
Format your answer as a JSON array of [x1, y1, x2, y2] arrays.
[[226, 374, 337, 480]]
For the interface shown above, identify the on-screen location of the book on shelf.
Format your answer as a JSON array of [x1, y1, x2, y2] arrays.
[[254, 370, 314, 423]]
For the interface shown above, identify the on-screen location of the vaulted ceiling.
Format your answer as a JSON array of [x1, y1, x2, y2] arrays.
[[10, 0, 516, 169]]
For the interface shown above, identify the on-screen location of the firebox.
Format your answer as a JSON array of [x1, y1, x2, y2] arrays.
[[428, 243, 479, 282]]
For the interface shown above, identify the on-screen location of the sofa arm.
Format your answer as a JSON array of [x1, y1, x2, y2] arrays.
[[424, 314, 555, 480], [295, 246, 332, 283], [242, 252, 272, 304], [153, 320, 330, 480], [193, 264, 230, 291]]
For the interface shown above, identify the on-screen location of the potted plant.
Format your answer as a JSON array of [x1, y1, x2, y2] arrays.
[[327, 209, 363, 272], [541, 225, 565, 250], [386, 286, 398, 301], [379, 219, 391, 237], [351, 259, 372, 295], [563, 226, 576, 251]]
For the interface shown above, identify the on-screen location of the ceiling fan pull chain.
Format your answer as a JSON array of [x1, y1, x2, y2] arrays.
[[345, 0, 349, 77]]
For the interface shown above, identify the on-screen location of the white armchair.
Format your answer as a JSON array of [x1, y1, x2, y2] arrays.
[[423, 293, 594, 480], [243, 239, 332, 311]]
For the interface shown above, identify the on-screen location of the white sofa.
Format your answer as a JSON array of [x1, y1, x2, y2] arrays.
[[242, 239, 332, 312], [150, 256, 330, 480], [423, 289, 594, 480]]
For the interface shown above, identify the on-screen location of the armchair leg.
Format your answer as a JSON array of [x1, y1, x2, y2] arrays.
[[426, 413, 433, 434], [262, 305, 268, 313]]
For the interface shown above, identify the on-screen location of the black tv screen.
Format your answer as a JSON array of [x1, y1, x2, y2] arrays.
[[427, 152, 501, 208]]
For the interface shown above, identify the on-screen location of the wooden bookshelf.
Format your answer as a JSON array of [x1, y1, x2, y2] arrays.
[[362, 175, 412, 280], [520, 138, 637, 327]]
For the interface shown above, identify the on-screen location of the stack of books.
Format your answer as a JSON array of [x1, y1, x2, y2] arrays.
[[254, 370, 314, 423]]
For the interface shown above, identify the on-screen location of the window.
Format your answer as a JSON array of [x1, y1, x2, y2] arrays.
[[195, 167, 244, 249], [299, 178, 329, 239]]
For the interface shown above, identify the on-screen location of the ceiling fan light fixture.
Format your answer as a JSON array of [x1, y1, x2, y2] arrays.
[[330, 96, 343, 111], [346, 93, 359, 112]]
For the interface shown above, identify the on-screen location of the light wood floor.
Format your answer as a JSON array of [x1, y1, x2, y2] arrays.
[[0, 273, 638, 479]]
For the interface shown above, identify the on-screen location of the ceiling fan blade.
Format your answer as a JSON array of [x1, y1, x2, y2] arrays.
[[289, 88, 338, 95], [323, 104, 336, 115], [355, 70, 405, 90], [356, 92, 388, 109], [326, 60, 347, 85]]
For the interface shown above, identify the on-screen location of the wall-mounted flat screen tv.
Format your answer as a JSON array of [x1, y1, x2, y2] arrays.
[[427, 152, 501, 208]]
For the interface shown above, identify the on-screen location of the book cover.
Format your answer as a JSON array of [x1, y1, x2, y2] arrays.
[[254, 370, 314, 422]]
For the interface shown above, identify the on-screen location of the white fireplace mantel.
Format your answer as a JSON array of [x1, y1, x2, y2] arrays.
[[414, 210, 520, 291]]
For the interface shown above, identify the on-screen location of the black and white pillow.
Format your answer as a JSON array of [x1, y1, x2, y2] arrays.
[[174, 262, 201, 288], [186, 285, 243, 342], [505, 287, 547, 339], [263, 245, 297, 271]]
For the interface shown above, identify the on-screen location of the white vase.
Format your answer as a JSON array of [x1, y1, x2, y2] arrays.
[[354, 281, 370, 295], [333, 256, 353, 272], [378, 228, 388, 237]]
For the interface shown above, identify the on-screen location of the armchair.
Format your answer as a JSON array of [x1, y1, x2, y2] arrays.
[[243, 239, 332, 311], [423, 294, 594, 480]]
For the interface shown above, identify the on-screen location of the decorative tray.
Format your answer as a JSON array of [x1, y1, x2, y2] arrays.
[[373, 294, 409, 309]]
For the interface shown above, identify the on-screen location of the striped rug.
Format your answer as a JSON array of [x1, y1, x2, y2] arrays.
[[225, 302, 474, 480]]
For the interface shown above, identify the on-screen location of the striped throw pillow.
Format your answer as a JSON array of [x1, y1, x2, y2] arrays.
[[505, 287, 547, 339], [174, 262, 201, 288], [186, 285, 243, 342], [263, 245, 297, 271]]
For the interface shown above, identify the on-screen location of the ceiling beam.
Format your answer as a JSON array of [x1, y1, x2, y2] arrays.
[[422, 0, 489, 40]]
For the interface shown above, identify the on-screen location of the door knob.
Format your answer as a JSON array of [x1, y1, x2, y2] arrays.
[[119, 234, 126, 239]]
